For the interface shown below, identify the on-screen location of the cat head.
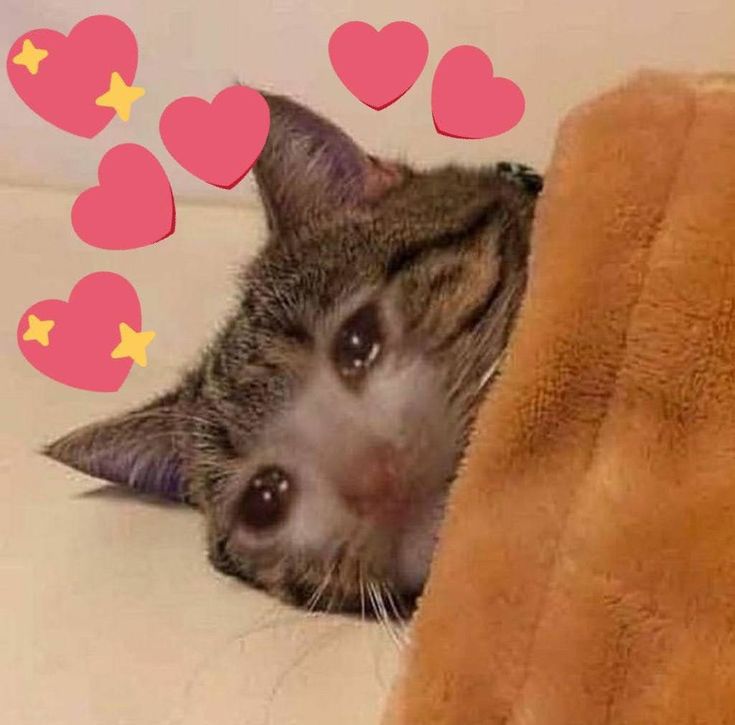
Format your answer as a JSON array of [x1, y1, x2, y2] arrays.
[[45, 92, 541, 616]]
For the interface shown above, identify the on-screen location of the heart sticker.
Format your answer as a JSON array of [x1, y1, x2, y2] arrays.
[[6, 15, 139, 138], [159, 85, 270, 189], [17, 272, 150, 392], [431, 45, 525, 139], [329, 21, 428, 110], [71, 143, 175, 250]]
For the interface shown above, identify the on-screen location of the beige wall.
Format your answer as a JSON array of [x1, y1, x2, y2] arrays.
[[2, 0, 734, 204]]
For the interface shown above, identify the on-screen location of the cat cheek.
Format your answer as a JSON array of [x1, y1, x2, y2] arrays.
[[394, 498, 445, 594]]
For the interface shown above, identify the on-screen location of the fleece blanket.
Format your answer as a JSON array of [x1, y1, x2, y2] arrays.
[[382, 71, 735, 724]]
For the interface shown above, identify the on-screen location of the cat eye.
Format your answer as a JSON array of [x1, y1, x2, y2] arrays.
[[239, 466, 293, 530], [332, 303, 383, 381]]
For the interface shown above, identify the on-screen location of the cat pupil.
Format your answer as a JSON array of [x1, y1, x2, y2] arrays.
[[239, 467, 293, 530], [333, 303, 383, 380]]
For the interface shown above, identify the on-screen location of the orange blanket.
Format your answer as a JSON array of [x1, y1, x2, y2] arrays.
[[383, 71, 735, 724]]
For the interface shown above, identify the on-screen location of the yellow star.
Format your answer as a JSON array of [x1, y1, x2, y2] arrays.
[[110, 323, 156, 367], [22, 314, 55, 347], [12, 39, 49, 75], [95, 71, 145, 122]]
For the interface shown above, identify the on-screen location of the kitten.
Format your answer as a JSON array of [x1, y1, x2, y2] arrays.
[[45, 92, 542, 617]]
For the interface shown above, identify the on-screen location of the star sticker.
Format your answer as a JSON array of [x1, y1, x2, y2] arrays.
[[110, 323, 156, 367], [95, 71, 145, 122], [12, 39, 49, 75], [22, 314, 55, 347]]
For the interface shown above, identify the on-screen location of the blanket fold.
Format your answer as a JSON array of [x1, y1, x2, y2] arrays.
[[383, 71, 735, 724]]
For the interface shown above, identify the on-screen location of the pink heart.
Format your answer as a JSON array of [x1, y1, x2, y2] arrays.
[[17, 272, 142, 392], [329, 21, 428, 110], [159, 85, 270, 189], [71, 144, 175, 250], [431, 46, 525, 139], [6, 15, 138, 138]]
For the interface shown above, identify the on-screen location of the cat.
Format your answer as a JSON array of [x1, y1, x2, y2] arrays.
[[44, 92, 542, 618]]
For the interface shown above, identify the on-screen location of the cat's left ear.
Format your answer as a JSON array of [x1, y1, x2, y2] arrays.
[[254, 92, 405, 233], [43, 382, 204, 504]]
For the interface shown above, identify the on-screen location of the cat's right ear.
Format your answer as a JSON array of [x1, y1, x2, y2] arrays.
[[43, 378, 206, 504], [254, 92, 404, 234]]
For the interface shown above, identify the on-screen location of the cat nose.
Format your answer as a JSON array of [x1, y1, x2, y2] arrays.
[[339, 442, 408, 525]]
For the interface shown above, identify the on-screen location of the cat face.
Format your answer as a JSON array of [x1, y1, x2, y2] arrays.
[[45, 93, 541, 617]]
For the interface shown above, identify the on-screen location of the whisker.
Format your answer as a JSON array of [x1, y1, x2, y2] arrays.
[[323, 543, 348, 615], [305, 556, 338, 614], [359, 564, 366, 624], [368, 580, 402, 649], [383, 584, 410, 647], [366, 581, 380, 623], [383, 584, 406, 624], [476, 354, 503, 397]]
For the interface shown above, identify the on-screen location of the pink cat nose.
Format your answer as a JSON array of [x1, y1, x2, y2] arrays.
[[339, 442, 409, 525]]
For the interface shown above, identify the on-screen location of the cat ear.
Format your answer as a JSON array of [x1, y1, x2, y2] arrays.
[[254, 92, 404, 232], [43, 384, 203, 503]]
